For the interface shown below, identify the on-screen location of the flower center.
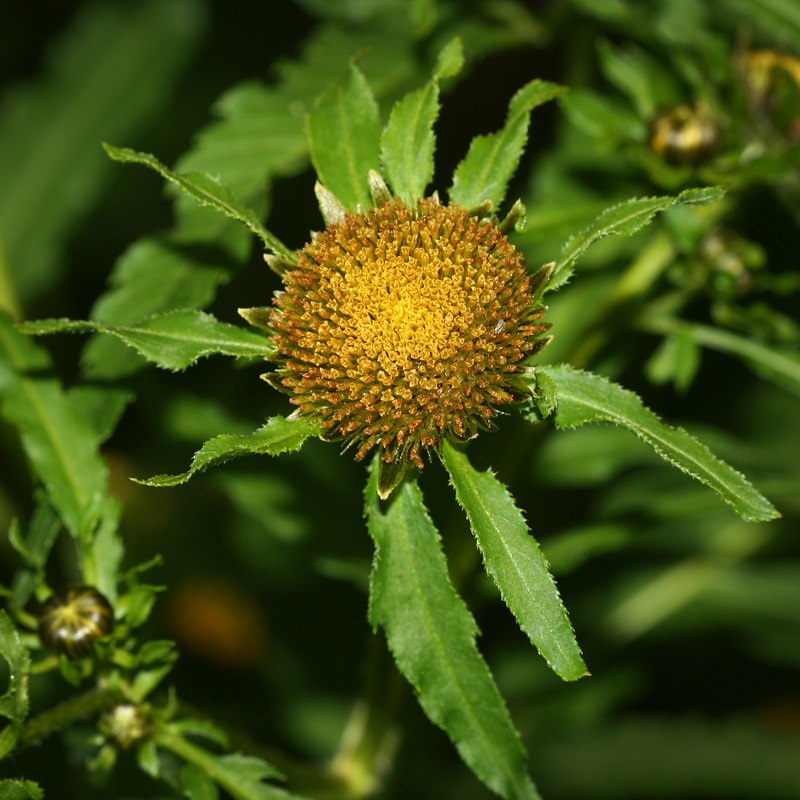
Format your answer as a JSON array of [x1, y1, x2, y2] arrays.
[[331, 232, 473, 381]]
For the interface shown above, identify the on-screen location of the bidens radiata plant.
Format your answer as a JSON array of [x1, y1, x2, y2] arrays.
[[2, 26, 784, 800]]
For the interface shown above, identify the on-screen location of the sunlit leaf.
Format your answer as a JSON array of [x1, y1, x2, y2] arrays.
[[365, 469, 540, 800], [538, 365, 779, 521], [440, 441, 587, 682]]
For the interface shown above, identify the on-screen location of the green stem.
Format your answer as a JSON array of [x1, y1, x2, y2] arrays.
[[0, 235, 22, 321], [16, 686, 118, 751], [327, 632, 408, 798]]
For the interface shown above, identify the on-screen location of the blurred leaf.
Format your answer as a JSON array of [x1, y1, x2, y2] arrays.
[[141, 416, 319, 487], [10, 502, 60, 608], [449, 80, 567, 211], [597, 39, 682, 119], [181, 763, 219, 800], [102, 144, 293, 259], [550, 187, 726, 290], [643, 318, 800, 397], [720, 0, 800, 51], [67, 385, 133, 444], [531, 716, 800, 799], [0, 780, 44, 800], [644, 329, 702, 392], [0, 314, 108, 538], [380, 38, 463, 205], [365, 469, 539, 800], [539, 365, 780, 522], [21, 310, 274, 372], [560, 89, 645, 147], [306, 64, 381, 212], [440, 441, 587, 682], [0, 0, 205, 304]]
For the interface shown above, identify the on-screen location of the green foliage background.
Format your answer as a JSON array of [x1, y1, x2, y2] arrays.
[[1, 1, 800, 798]]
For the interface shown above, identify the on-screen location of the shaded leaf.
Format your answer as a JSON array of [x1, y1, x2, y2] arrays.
[[102, 144, 293, 259], [644, 318, 800, 397], [449, 80, 566, 210], [551, 186, 726, 290], [306, 64, 382, 212], [440, 441, 587, 681], [0, 0, 205, 304], [20, 310, 274, 372], [141, 416, 319, 487], [365, 469, 539, 800], [0, 314, 108, 538], [538, 365, 779, 522]]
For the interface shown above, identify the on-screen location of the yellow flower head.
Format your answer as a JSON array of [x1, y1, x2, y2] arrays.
[[254, 192, 550, 498]]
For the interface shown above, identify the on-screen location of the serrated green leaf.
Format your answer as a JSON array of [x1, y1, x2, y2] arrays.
[[102, 144, 292, 259], [0, 611, 30, 759], [434, 37, 464, 79], [379, 39, 464, 205], [365, 469, 539, 800], [440, 441, 587, 682], [0, 314, 109, 539], [538, 365, 779, 522], [551, 186, 726, 290], [0, 0, 204, 305], [20, 310, 274, 372], [141, 416, 319, 487], [0, 779, 44, 800], [380, 83, 440, 204], [306, 64, 382, 212], [82, 237, 230, 380], [449, 79, 566, 211]]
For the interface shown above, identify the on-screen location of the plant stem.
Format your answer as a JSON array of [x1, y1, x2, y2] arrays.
[[16, 686, 118, 751], [327, 632, 407, 798]]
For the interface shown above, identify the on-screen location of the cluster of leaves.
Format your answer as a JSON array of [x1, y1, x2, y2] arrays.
[[1, 1, 799, 799]]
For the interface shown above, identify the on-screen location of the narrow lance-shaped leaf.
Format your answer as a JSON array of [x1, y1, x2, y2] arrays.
[[449, 79, 567, 211], [365, 466, 540, 800], [550, 186, 726, 291], [0, 314, 109, 538], [440, 441, 587, 681], [102, 143, 294, 260], [537, 365, 779, 522], [20, 310, 275, 372], [380, 38, 464, 204], [141, 415, 319, 487], [306, 63, 381, 212]]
